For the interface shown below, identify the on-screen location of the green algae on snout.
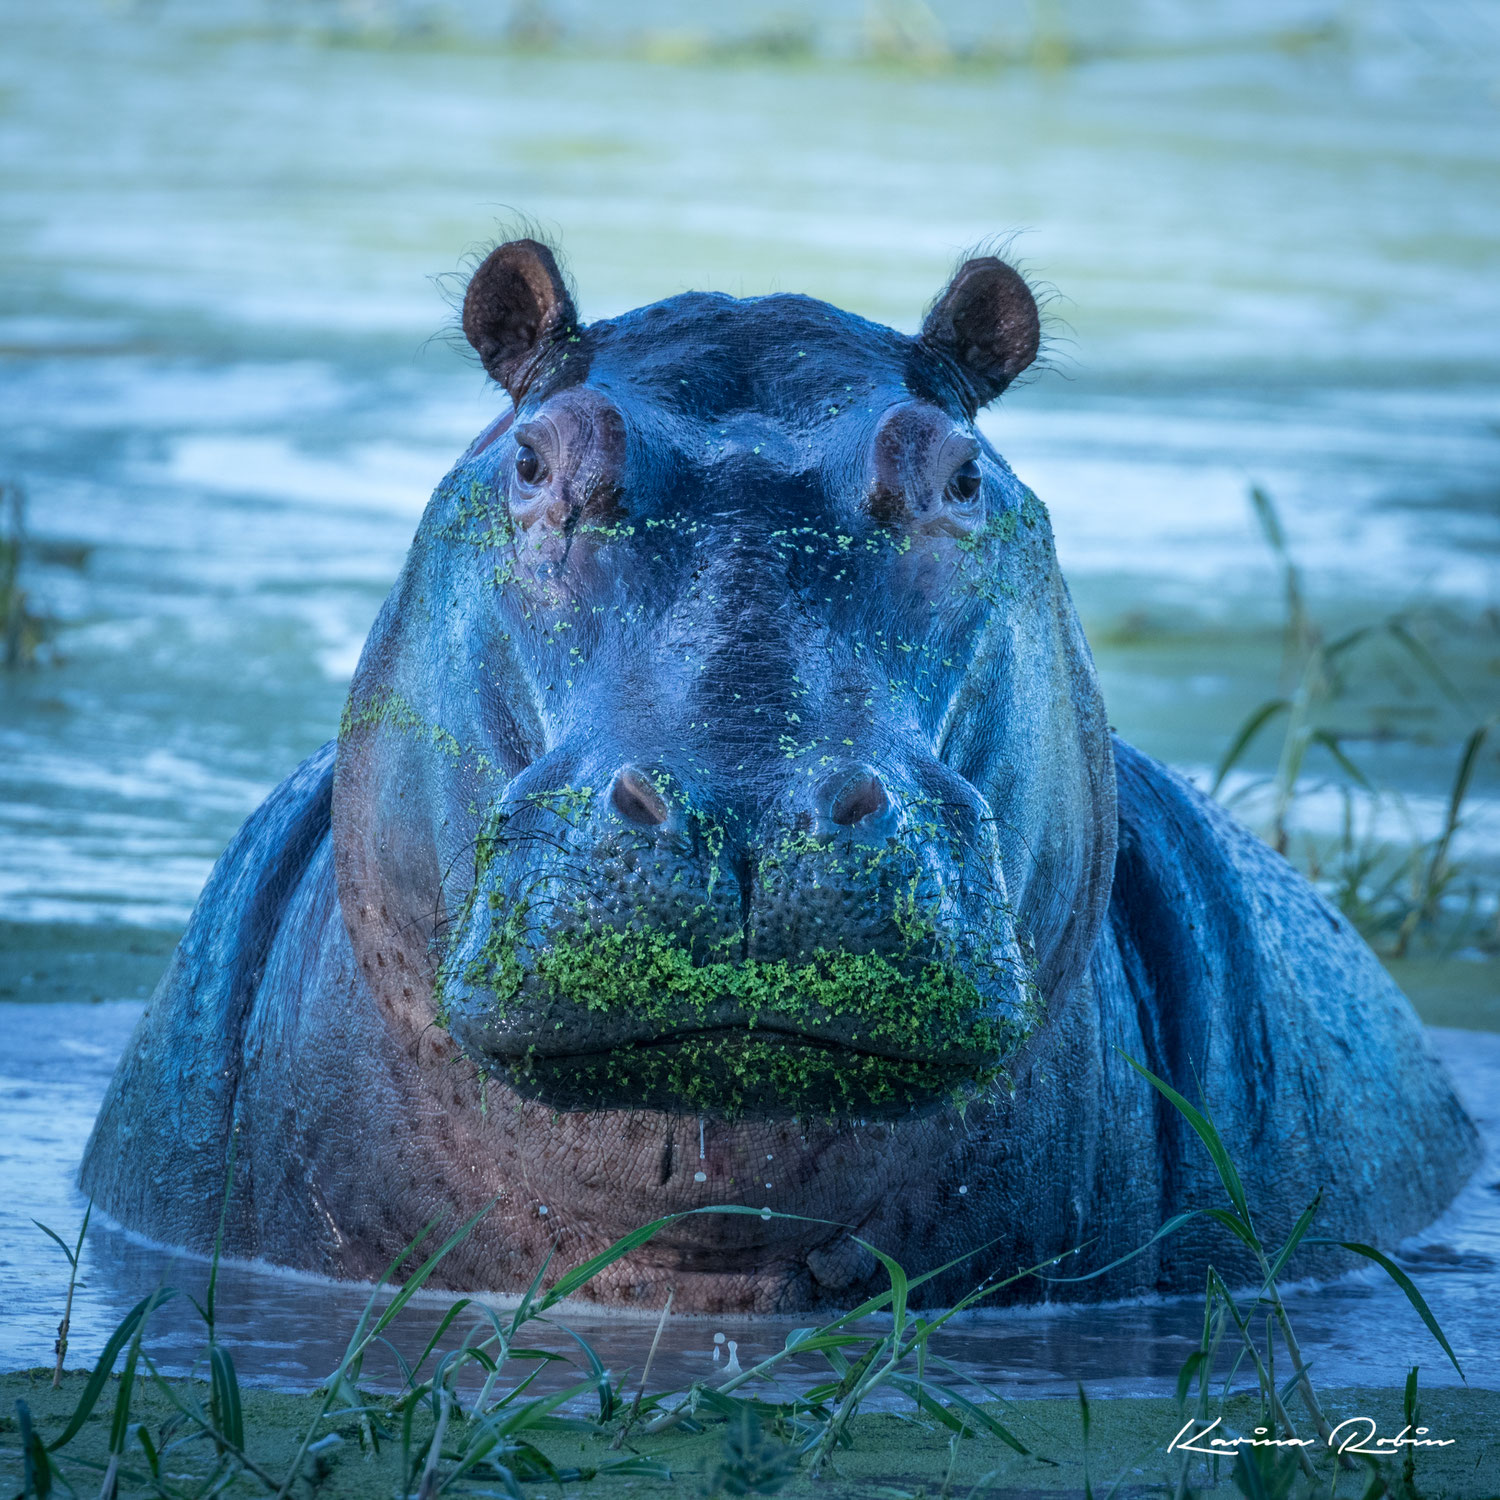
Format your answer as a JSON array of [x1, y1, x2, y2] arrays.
[[338, 684, 496, 776], [448, 923, 1037, 1118]]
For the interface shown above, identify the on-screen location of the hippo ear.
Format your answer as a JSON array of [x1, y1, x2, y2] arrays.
[[462, 239, 578, 400], [919, 257, 1040, 410]]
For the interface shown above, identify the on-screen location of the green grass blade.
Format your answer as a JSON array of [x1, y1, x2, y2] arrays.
[[108, 1287, 169, 1456], [365, 1198, 503, 1345], [1433, 724, 1489, 869], [30, 1221, 77, 1269], [1119, 1051, 1251, 1224], [407, 1298, 473, 1385], [1175, 1349, 1209, 1410], [508, 1244, 555, 1336], [1231, 1448, 1271, 1500], [551, 1322, 617, 1422], [1323, 623, 1374, 661], [908, 1378, 1030, 1455], [777, 1332, 867, 1357], [1309, 1239, 1464, 1380], [535, 1217, 683, 1313], [594, 1455, 674, 1480], [890, 1376, 967, 1436], [206, 1131, 237, 1335], [131, 1422, 160, 1480], [855, 1238, 909, 1338], [1077, 1382, 1094, 1500], [494, 1377, 597, 1437], [483, 1357, 551, 1414], [1202, 1208, 1260, 1252], [48, 1289, 176, 1451], [1249, 484, 1287, 557], [1041, 1211, 1198, 1283], [1261, 1191, 1323, 1289], [1386, 620, 1472, 715], [374, 1333, 416, 1390], [1308, 730, 1373, 792], [71, 1202, 91, 1265], [15, 1399, 54, 1499], [333, 1217, 440, 1377], [1212, 700, 1290, 795], [1277, 1362, 1312, 1410], [888, 1247, 1088, 1375], [209, 1344, 245, 1450]]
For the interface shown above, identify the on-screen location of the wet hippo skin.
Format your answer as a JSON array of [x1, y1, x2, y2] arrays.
[[81, 241, 1479, 1311]]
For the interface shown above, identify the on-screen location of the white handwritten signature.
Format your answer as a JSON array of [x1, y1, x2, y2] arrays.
[[1169, 1416, 1456, 1457]]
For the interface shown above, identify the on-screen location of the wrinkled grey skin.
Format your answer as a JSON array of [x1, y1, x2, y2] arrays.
[[82, 243, 1479, 1312]]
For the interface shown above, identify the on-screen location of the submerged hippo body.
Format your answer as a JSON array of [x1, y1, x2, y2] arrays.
[[82, 243, 1478, 1310]]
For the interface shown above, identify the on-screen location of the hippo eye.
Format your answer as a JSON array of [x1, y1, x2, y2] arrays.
[[947, 458, 982, 503], [514, 445, 544, 485]]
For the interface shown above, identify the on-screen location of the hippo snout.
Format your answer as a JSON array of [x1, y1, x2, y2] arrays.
[[433, 759, 1036, 1119]]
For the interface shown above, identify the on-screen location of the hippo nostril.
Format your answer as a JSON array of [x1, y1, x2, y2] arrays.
[[611, 767, 670, 827], [827, 771, 889, 828]]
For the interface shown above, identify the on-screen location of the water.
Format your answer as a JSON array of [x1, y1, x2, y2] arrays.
[[2, 0, 1498, 934], [1, 0, 1498, 1397], [0, 1002, 1496, 1396]]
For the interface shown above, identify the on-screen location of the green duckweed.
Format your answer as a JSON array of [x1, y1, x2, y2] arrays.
[[448, 922, 1033, 1119]]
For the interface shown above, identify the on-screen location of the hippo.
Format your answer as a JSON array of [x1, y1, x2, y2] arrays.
[[81, 241, 1478, 1312]]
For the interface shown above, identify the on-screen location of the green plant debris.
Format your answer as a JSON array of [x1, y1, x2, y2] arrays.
[[338, 685, 495, 777], [452, 924, 1030, 1117]]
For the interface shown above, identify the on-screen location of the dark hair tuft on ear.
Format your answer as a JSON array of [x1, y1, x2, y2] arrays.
[[460, 231, 578, 401], [919, 244, 1045, 412]]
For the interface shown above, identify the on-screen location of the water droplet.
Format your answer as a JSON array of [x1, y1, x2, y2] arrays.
[[760, 1207, 772, 1219], [726, 1340, 742, 1374], [765, 1182, 773, 1189], [694, 1170, 707, 1182], [958, 1186, 968, 1196], [713, 1332, 726, 1345], [538, 1204, 549, 1215]]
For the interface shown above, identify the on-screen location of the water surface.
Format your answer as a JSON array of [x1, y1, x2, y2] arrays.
[[2, 0, 1497, 935]]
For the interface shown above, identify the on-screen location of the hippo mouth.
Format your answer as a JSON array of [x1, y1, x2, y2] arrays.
[[436, 923, 1036, 1120], [498, 1026, 1002, 1117]]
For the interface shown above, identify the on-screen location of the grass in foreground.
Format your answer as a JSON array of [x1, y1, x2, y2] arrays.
[[4, 1372, 1497, 1500], [3, 1057, 1480, 1499]]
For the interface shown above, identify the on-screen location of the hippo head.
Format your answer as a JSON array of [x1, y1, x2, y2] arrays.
[[334, 240, 1115, 1137]]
